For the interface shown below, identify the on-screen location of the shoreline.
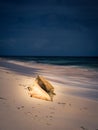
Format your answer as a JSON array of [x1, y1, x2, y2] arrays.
[[0, 58, 98, 130], [0, 58, 98, 101]]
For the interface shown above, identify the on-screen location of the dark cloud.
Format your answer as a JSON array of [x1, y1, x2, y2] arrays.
[[0, 0, 98, 56]]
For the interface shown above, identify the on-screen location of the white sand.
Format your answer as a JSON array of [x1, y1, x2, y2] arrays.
[[0, 59, 98, 130]]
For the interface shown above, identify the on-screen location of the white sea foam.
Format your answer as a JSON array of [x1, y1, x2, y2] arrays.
[[0, 58, 98, 101]]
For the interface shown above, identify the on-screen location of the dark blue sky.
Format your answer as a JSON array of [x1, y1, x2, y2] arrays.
[[0, 0, 98, 56]]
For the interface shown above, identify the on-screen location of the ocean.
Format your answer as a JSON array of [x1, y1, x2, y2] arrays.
[[0, 56, 98, 101], [2, 56, 98, 68]]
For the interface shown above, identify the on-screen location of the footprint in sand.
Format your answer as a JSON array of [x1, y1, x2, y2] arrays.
[[49, 115, 53, 121], [80, 126, 88, 130], [49, 107, 55, 110], [50, 111, 55, 114], [19, 84, 22, 86], [46, 115, 49, 118], [25, 112, 32, 116], [17, 107, 21, 110], [21, 106, 24, 108], [46, 116, 52, 120], [57, 102, 66, 105], [17, 106, 24, 110], [6, 72, 10, 74], [50, 115, 53, 118], [46, 123, 51, 126], [32, 115, 38, 120], [0, 98, 9, 107], [35, 115, 38, 117], [19, 84, 25, 87], [0, 97, 7, 100], [83, 107, 88, 110], [57, 102, 67, 107], [80, 107, 88, 111]]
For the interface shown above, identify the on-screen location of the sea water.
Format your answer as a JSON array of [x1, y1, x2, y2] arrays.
[[1, 56, 98, 101]]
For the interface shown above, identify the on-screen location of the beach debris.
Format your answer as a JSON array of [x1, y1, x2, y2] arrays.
[[27, 75, 56, 101], [36, 75, 56, 97]]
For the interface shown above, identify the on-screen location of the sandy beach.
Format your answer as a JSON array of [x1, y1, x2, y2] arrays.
[[0, 58, 98, 130]]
